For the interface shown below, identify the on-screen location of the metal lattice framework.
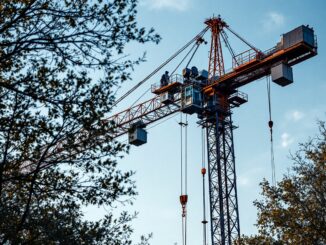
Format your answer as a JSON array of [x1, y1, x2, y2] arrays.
[[206, 17, 227, 80], [206, 110, 240, 245], [107, 95, 181, 137]]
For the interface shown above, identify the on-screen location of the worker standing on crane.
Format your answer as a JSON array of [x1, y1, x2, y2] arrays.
[[160, 71, 170, 87]]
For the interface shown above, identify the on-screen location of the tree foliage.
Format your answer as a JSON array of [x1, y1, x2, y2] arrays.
[[0, 0, 160, 244], [239, 122, 326, 245]]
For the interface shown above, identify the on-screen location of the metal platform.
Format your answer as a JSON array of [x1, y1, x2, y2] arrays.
[[152, 74, 183, 95], [228, 91, 248, 107]]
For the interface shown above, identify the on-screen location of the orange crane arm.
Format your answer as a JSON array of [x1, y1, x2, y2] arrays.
[[204, 37, 317, 95], [108, 27, 317, 137]]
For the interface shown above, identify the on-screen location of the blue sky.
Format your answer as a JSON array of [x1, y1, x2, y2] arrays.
[[85, 0, 325, 244]]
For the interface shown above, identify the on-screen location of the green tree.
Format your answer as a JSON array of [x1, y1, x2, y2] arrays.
[[239, 122, 326, 245], [0, 0, 160, 244]]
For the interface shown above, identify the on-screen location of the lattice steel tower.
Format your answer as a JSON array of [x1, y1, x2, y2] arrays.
[[204, 16, 240, 245]]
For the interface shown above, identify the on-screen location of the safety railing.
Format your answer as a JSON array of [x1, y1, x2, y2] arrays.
[[229, 90, 248, 101], [151, 74, 184, 93], [233, 49, 257, 68]]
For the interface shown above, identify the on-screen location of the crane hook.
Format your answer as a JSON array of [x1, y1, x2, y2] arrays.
[[180, 194, 188, 217]]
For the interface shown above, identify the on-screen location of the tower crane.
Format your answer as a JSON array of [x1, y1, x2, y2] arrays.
[[108, 16, 317, 245]]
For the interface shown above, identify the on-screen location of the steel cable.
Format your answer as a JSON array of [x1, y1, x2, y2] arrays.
[[201, 128, 208, 245], [113, 27, 209, 107], [267, 75, 276, 186]]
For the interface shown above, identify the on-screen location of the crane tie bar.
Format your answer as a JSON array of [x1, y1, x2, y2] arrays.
[[112, 27, 209, 107]]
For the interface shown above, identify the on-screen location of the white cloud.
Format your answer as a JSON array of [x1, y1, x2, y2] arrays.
[[238, 176, 250, 186], [142, 0, 190, 11], [237, 166, 265, 187], [263, 12, 285, 31], [286, 110, 305, 122], [281, 132, 294, 148]]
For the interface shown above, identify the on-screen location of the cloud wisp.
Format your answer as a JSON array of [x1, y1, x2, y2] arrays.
[[262, 12, 285, 32], [281, 132, 294, 148], [142, 0, 190, 11], [286, 110, 305, 122]]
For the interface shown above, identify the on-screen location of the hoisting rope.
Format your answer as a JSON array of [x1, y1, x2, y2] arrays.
[[131, 37, 206, 107], [186, 38, 206, 69], [112, 27, 209, 107], [171, 42, 196, 76], [220, 30, 239, 67], [266, 75, 276, 186], [171, 37, 206, 77], [201, 127, 208, 245], [179, 113, 188, 245]]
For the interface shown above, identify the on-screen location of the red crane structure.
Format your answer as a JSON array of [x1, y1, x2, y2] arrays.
[[108, 16, 317, 245]]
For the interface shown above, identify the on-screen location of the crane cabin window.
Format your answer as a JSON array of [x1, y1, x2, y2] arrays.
[[181, 85, 203, 114], [185, 86, 193, 105]]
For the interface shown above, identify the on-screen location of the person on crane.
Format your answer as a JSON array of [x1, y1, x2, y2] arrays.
[[160, 71, 170, 87]]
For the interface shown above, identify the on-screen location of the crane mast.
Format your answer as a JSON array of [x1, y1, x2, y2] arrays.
[[204, 16, 240, 244], [106, 16, 317, 245]]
